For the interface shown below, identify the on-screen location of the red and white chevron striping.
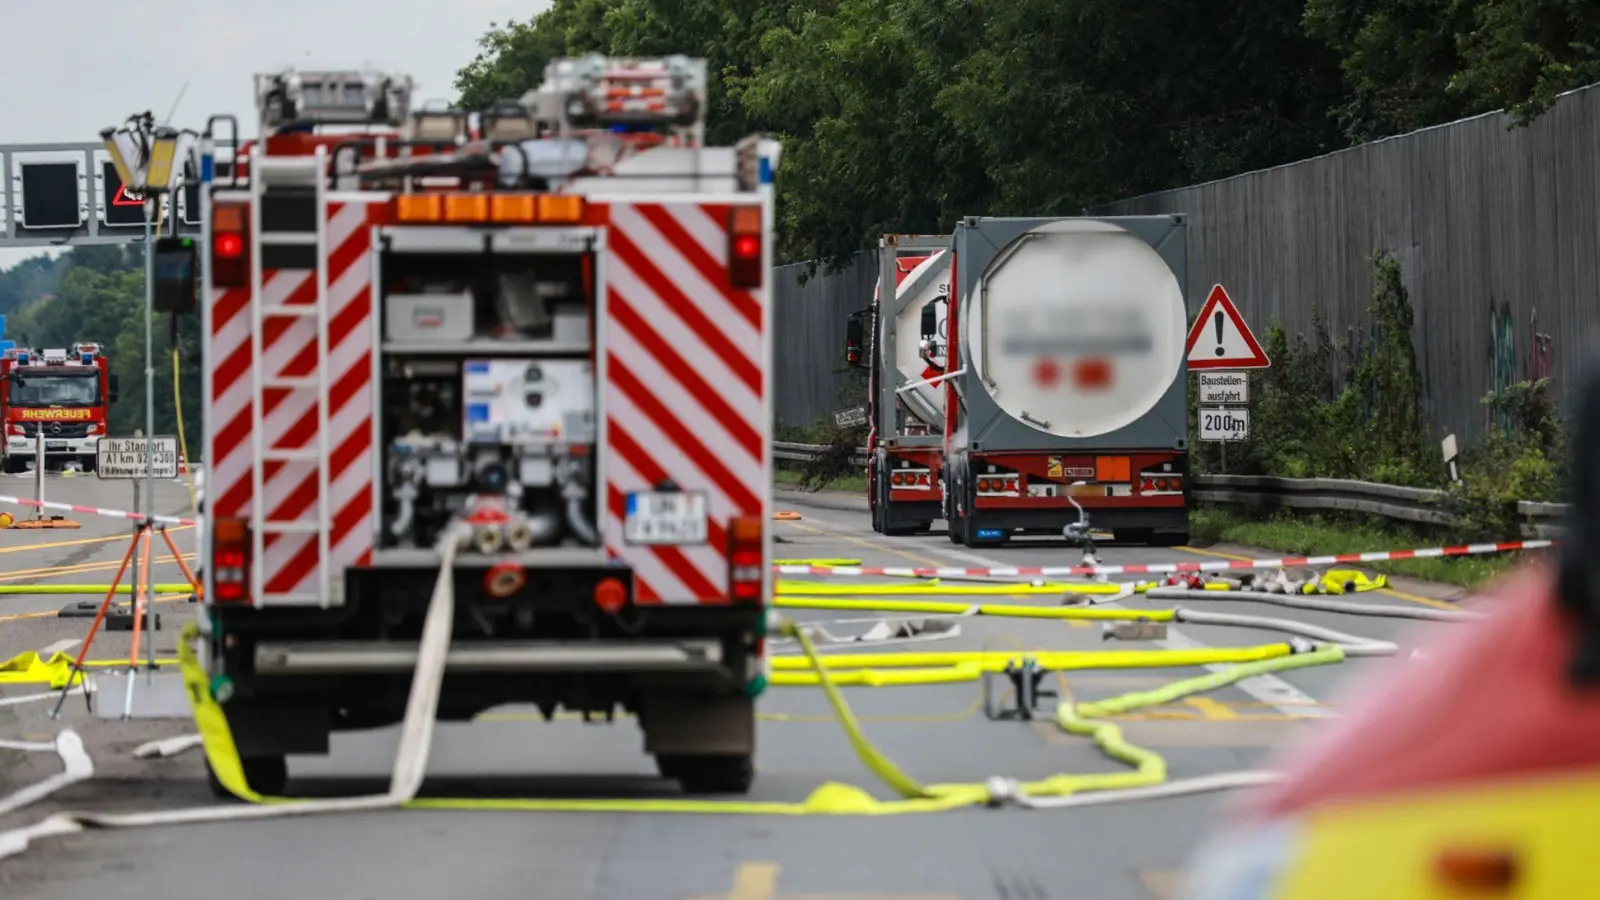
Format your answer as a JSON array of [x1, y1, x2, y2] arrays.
[[207, 198, 378, 601], [601, 201, 767, 605]]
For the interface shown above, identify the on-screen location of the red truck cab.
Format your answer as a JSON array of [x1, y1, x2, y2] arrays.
[[0, 343, 118, 473]]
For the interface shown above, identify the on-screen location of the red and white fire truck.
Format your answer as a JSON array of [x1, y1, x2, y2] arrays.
[[196, 58, 777, 796], [0, 343, 118, 473], [845, 235, 953, 535]]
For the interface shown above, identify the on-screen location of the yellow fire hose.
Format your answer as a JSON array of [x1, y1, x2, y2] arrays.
[[171, 613, 1343, 815]]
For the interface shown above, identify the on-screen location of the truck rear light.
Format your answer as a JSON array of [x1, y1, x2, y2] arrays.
[[728, 206, 763, 289], [211, 203, 249, 289], [391, 193, 587, 225], [211, 516, 250, 604], [729, 515, 763, 603], [594, 576, 627, 614]]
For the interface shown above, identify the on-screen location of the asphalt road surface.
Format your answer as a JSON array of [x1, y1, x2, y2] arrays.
[[0, 481, 1489, 900]]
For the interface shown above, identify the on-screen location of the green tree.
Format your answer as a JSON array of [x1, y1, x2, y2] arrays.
[[7, 249, 203, 452], [1305, 0, 1600, 136]]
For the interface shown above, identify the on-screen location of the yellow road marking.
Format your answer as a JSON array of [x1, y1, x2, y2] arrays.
[[0, 553, 196, 582], [0, 593, 193, 624], [780, 520, 1091, 626], [1185, 696, 1238, 721], [1139, 869, 1186, 900], [687, 863, 960, 900], [730, 862, 780, 900], [1375, 585, 1459, 611], [0, 526, 192, 555]]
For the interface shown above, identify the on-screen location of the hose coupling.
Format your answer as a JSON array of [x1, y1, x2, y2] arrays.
[[982, 776, 1023, 808]]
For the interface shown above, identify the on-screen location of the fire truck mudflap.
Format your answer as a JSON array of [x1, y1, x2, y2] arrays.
[[198, 58, 775, 797]]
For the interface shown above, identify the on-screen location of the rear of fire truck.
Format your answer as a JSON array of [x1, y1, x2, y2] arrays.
[[0, 343, 117, 473], [197, 57, 777, 797], [845, 235, 953, 535], [942, 216, 1191, 547]]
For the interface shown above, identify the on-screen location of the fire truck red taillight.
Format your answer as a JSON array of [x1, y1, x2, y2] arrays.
[[728, 207, 763, 290], [212, 516, 251, 604], [729, 516, 764, 602], [211, 203, 250, 289]]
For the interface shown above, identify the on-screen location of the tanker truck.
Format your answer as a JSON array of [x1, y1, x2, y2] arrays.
[[941, 215, 1190, 547], [843, 235, 953, 535]]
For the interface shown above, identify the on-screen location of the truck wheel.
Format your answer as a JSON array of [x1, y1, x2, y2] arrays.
[[1152, 531, 1189, 548], [1114, 528, 1155, 545], [1, 458, 20, 475], [668, 753, 754, 795], [206, 754, 288, 800]]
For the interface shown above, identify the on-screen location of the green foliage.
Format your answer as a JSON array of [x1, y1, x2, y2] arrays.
[[0, 254, 66, 317], [1193, 251, 1566, 541], [1194, 252, 1434, 486], [453, 1, 1600, 268], [1305, 0, 1600, 137], [3, 248, 202, 453]]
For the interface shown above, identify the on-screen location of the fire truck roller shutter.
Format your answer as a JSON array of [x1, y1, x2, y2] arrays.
[[965, 220, 1186, 439]]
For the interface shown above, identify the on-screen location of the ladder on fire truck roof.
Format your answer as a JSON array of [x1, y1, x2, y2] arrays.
[[247, 142, 334, 606]]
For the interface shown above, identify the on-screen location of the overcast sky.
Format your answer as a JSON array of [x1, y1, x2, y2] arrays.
[[1, 0, 552, 268]]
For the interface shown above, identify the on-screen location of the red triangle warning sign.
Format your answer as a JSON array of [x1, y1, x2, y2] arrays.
[[111, 184, 145, 207], [1185, 284, 1270, 370]]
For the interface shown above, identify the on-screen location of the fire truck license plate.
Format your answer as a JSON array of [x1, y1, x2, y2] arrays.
[[624, 491, 709, 545], [46, 442, 67, 451]]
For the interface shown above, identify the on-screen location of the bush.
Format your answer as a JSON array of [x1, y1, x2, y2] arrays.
[[1191, 250, 1566, 540]]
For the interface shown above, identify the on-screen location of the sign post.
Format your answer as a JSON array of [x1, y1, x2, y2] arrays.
[[1185, 285, 1270, 472]]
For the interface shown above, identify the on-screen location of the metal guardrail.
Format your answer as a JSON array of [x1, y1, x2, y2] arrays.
[[774, 442, 1569, 538]]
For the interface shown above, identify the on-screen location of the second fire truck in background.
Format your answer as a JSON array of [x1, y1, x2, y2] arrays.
[[0, 343, 118, 473]]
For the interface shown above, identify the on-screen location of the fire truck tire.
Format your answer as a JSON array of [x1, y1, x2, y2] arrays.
[[205, 754, 288, 800], [1, 458, 22, 475], [665, 753, 755, 795]]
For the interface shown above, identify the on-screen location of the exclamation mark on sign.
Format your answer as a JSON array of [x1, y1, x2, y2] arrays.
[[1213, 311, 1226, 356]]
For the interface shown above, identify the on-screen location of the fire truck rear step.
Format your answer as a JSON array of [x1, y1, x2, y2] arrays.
[[252, 638, 725, 676], [369, 546, 608, 568]]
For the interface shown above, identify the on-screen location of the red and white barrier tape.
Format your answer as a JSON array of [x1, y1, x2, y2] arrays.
[[0, 495, 196, 528], [771, 539, 1558, 579]]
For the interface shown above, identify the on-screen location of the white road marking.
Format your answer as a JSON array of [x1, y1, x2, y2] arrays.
[[38, 638, 81, 656], [797, 513, 1333, 719]]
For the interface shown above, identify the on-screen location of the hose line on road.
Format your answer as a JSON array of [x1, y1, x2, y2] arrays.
[[0, 569, 1458, 865]]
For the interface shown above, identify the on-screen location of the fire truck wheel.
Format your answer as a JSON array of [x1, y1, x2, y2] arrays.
[[206, 754, 288, 800], [666, 753, 755, 795], [0, 458, 21, 475]]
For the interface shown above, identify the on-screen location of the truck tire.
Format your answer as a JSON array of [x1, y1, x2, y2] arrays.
[[667, 753, 755, 795], [206, 754, 288, 800]]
